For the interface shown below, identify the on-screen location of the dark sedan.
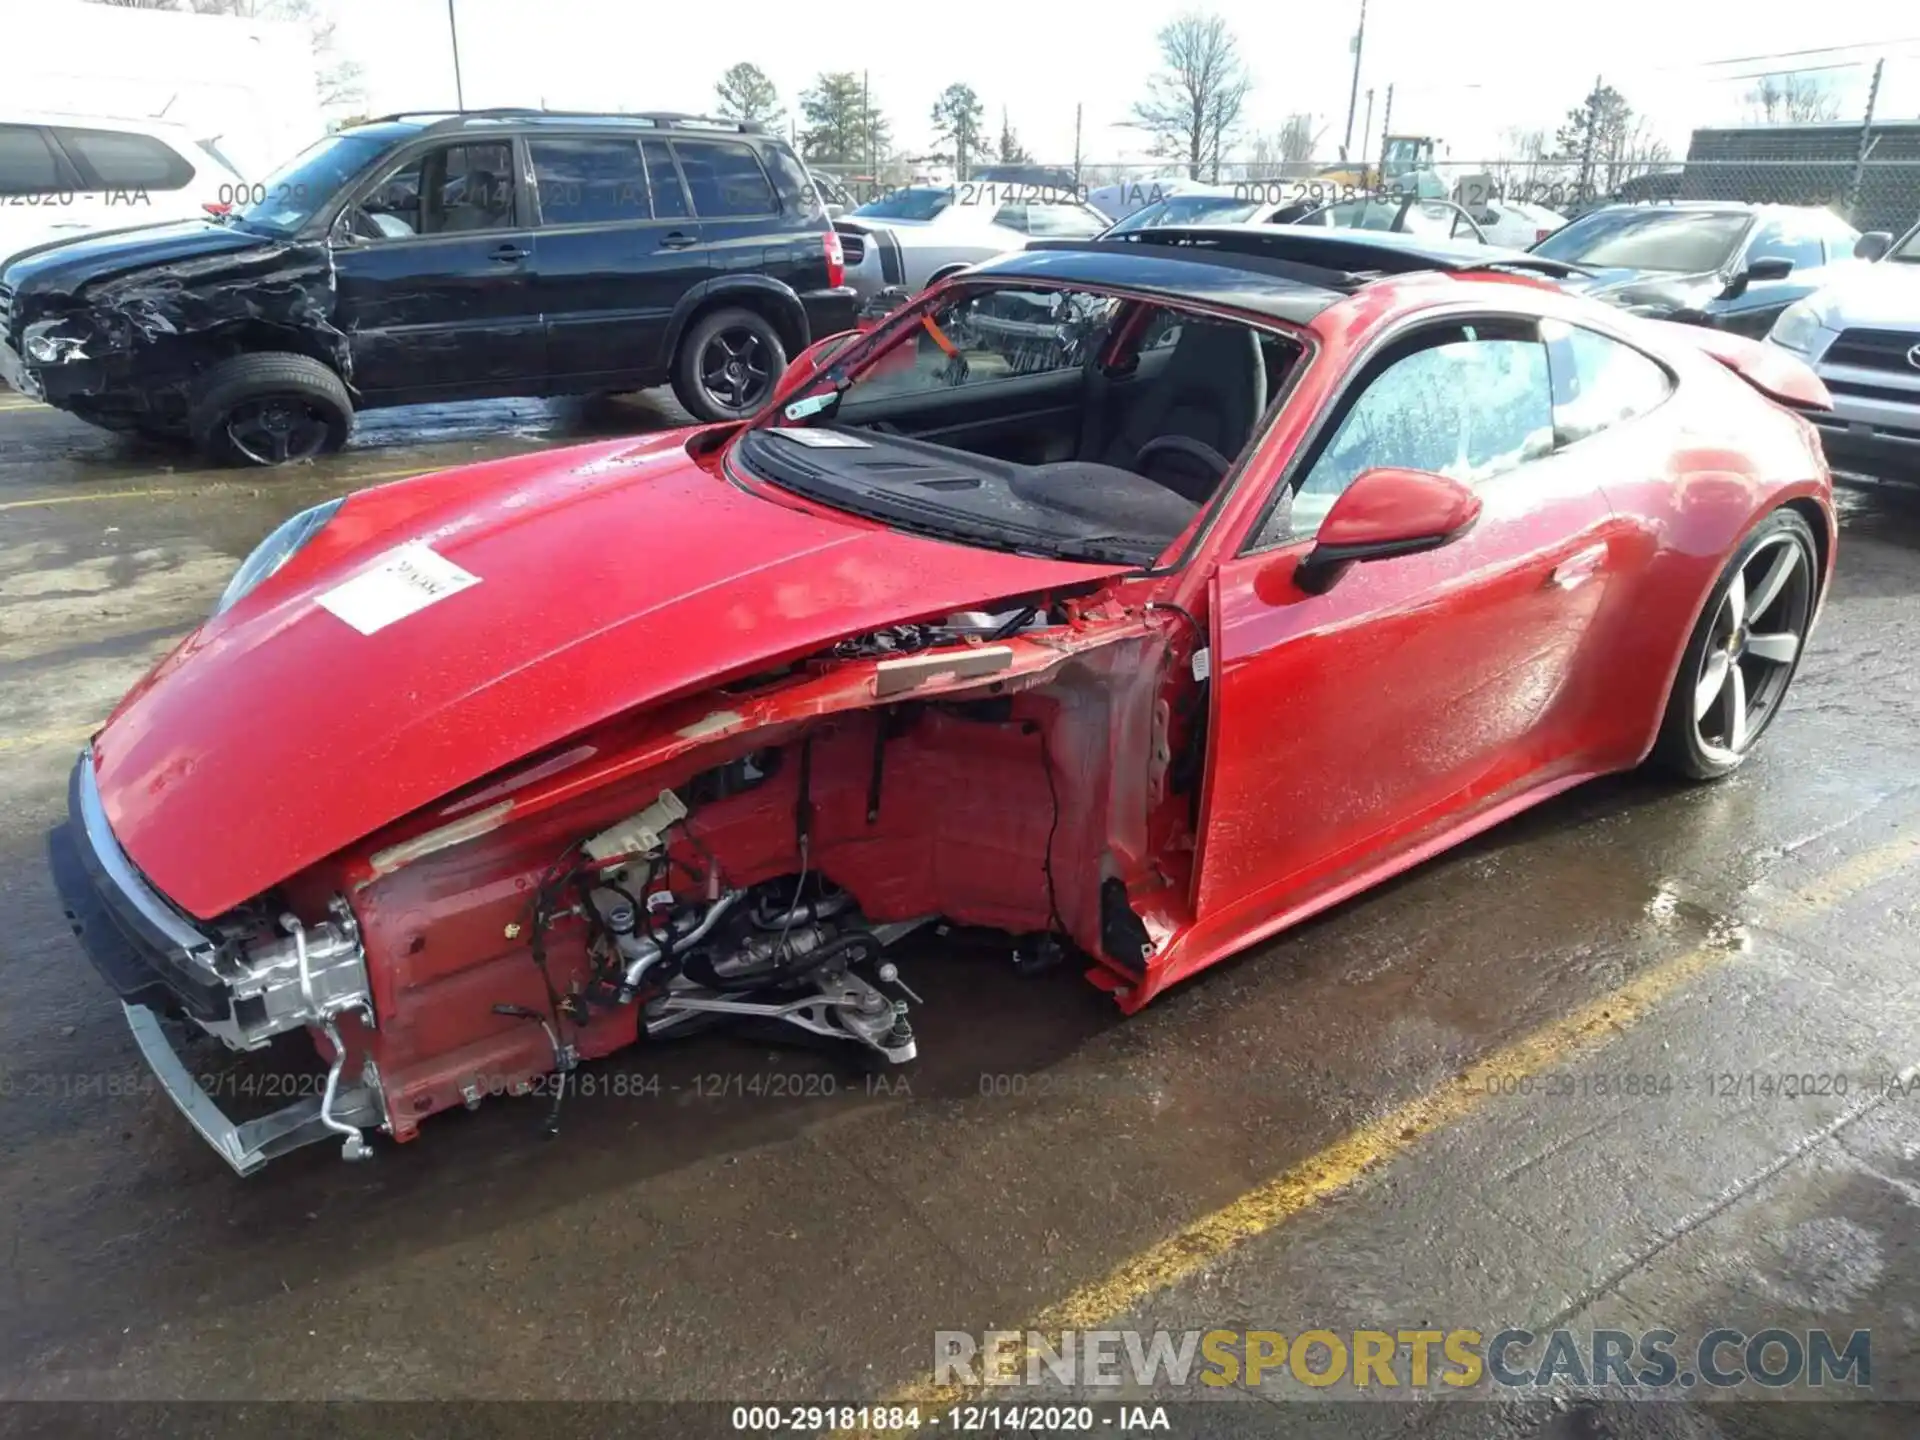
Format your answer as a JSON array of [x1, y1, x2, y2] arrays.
[[1531, 202, 1887, 336]]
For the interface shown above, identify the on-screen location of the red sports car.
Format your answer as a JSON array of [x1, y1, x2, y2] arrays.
[[51, 228, 1836, 1174]]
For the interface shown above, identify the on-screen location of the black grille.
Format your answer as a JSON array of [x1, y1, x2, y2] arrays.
[[839, 232, 866, 265], [1825, 327, 1920, 373], [0, 284, 14, 342], [1826, 377, 1920, 404]]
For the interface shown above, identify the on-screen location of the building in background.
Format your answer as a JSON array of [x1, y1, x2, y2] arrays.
[[12, 1, 323, 179]]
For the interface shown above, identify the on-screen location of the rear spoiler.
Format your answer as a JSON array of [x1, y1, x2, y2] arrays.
[[1655, 322, 1832, 412]]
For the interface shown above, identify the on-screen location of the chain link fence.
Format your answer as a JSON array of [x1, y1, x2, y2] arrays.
[[830, 156, 1920, 237]]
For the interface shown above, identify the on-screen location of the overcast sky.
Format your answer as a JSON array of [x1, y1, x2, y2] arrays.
[[333, 0, 1920, 166]]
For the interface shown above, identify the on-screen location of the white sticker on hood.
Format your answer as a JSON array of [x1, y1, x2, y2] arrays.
[[317, 542, 480, 636]]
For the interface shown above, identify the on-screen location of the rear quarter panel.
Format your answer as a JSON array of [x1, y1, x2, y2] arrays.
[[1585, 335, 1833, 768]]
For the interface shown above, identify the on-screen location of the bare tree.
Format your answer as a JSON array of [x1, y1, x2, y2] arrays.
[[1744, 71, 1842, 124], [1278, 112, 1321, 165], [1131, 12, 1252, 182], [88, 0, 365, 107]]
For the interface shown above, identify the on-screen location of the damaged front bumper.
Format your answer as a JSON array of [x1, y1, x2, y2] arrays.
[[48, 752, 386, 1174]]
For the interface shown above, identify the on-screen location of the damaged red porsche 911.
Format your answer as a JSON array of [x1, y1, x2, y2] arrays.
[[51, 227, 1836, 1174]]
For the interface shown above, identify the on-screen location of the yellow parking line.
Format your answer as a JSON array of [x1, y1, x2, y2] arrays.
[[862, 826, 1920, 1419]]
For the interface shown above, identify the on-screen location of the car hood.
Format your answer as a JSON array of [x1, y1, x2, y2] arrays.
[[92, 430, 1130, 918], [0, 219, 274, 300], [1560, 266, 1727, 313], [1809, 261, 1920, 327]]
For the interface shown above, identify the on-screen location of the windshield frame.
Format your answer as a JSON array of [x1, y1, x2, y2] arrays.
[[1103, 195, 1262, 236], [1531, 207, 1753, 273], [1889, 223, 1920, 263], [731, 274, 1316, 574], [231, 130, 399, 237]]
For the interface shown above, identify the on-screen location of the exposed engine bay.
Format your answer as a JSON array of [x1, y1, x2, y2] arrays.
[[130, 588, 1193, 1168]]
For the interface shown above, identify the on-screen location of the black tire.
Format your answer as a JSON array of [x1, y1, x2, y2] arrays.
[[1651, 507, 1819, 781], [188, 352, 352, 467], [670, 307, 787, 422]]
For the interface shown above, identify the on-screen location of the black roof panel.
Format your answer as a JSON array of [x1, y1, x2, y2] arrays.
[[966, 244, 1346, 325]]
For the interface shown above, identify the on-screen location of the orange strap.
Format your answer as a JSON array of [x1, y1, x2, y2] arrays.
[[920, 315, 960, 356]]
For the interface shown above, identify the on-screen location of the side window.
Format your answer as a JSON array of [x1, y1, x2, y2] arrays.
[[346, 141, 516, 240], [1745, 219, 1823, 272], [1543, 322, 1672, 446], [992, 203, 1030, 233], [0, 125, 67, 196], [529, 137, 649, 226], [1269, 329, 1553, 544], [1027, 204, 1107, 238], [640, 139, 690, 219], [671, 139, 777, 218], [51, 127, 194, 191]]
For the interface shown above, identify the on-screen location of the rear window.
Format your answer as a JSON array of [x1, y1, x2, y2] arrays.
[[852, 188, 951, 221], [0, 124, 67, 195], [52, 127, 194, 191], [759, 143, 820, 217], [530, 137, 650, 225], [672, 139, 778, 218]]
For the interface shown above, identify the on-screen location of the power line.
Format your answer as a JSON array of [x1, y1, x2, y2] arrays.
[[1677, 37, 1920, 71]]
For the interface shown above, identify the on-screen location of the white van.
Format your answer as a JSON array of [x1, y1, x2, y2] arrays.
[[0, 113, 247, 264]]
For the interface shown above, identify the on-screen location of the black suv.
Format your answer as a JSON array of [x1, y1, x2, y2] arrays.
[[0, 110, 854, 464]]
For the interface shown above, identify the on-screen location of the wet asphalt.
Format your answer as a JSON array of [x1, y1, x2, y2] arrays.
[[0, 386, 1918, 1438]]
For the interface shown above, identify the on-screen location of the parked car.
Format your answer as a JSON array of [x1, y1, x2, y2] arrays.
[[0, 110, 855, 460], [1104, 193, 1487, 243], [1465, 197, 1567, 248], [1532, 202, 1873, 336], [51, 225, 1834, 1173], [1086, 176, 1226, 221], [834, 185, 1109, 298], [0, 111, 247, 263], [1765, 216, 1920, 468]]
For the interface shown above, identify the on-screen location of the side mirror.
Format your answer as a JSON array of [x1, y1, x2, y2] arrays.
[[1744, 256, 1795, 284], [1855, 231, 1893, 261], [1292, 466, 1482, 595]]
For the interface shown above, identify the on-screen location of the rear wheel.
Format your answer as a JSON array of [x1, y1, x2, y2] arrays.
[[188, 353, 352, 467], [1652, 508, 1818, 780], [670, 307, 786, 422]]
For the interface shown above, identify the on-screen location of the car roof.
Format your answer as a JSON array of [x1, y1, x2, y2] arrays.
[[969, 226, 1582, 325], [346, 110, 772, 141]]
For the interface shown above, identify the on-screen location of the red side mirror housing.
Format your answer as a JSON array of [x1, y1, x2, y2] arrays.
[[1294, 466, 1482, 594]]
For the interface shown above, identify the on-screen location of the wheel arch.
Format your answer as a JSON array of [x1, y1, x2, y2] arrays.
[[1636, 492, 1827, 767], [665, 278, 810, 368]]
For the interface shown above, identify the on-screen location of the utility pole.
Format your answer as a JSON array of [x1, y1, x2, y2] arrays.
[[447, 0, 465, 111], [1073, 103, 1083, 187], [863, 70, 873, 180], [1341, 0, 1368, 160], [1847, 57, 1884, 224], [1359, 88, 1375, 170], [1379, 83, 1393, 186]]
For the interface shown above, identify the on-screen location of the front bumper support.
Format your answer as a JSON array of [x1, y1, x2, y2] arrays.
[[122, 1002, 384, 1175], [51, 751, 385, 1174]]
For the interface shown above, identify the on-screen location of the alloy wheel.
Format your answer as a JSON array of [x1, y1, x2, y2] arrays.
[[1692, 531, 1814, 764], [698, 328, 772, 413], [224, 396, 334, 466]]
